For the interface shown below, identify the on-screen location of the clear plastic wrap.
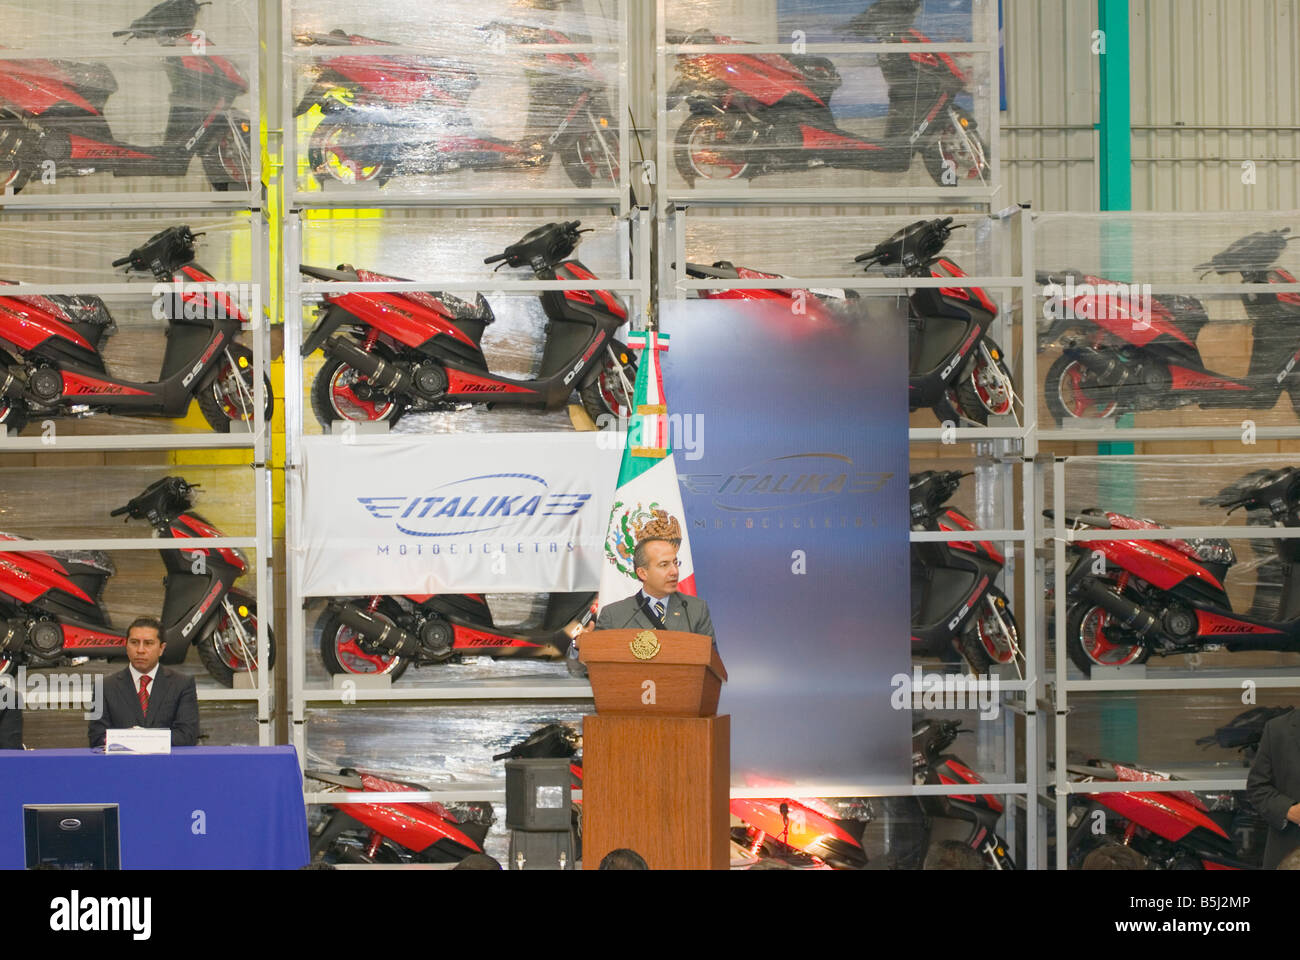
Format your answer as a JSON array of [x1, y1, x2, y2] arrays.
[[302, 703, 1016, 868], [1060, 691, 1276, 870], [1046, 454, 1300, 675], [673, 212, 1022, 429], [662, 0, 996, 198], [1033, 212, 1300, 433], [0, 0, 258, 197], [0, 463, 257, 539], [288, 0, 624, 198], [663, 0, 989, 45], [0, 214, 264, 436], [303, 593, 578, 686], [296, 213, 637, 435]]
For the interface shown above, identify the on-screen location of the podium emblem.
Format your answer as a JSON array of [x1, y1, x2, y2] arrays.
[[630, 630, 661, 661]]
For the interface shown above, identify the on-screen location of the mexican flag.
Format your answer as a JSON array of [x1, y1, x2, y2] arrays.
[[598, 329, 697, 610]]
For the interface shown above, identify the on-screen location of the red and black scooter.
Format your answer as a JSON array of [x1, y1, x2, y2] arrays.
[[0, 224, 270, 434], [731, 718, 1015, 869], [667, 0, 990, 187], [1058, 466, 1300, 676], [682, 217, 1017, 426], [0, 476, 270, 687], [1066, 707, 1291, 870], [1041, 228, 1300, 425], [910, 471, 1021, 674], [299, 220, 635, 428], [295, 19, 618, 189], [316, 592, 595, 679], [308, 723, 580, 865], [0, 0, 252, 193]]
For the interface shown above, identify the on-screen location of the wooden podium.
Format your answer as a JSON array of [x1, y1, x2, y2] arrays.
[[580, 629, 729, 870]]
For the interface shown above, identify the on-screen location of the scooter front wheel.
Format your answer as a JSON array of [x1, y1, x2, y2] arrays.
[[579, 341, 637, 426], [202, 113, 253, 192], [560, 103, 621, 188], [196, 596, 275, 688], [316, 605, 410, 681], [954, 342, 1017, 425], [964, 590, 1023, 676], [311, 353, 408, 429], [197, 345, 274, 432], [925, 107, 991, 186]]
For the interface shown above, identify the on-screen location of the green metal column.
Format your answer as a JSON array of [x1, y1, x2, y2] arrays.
[[1095, 0, 1138, 767]]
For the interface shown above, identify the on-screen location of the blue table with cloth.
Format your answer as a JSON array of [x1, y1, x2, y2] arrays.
[[0, 746, 309, 869]]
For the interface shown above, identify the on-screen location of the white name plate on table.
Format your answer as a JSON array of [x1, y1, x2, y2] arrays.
[[104, 729, 171, 754]]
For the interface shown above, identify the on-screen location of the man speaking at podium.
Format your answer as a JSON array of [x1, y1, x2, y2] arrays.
[[593, 537, 715, 643]]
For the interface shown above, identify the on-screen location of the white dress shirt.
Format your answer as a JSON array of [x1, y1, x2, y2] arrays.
[[128, 663, 160, 694]]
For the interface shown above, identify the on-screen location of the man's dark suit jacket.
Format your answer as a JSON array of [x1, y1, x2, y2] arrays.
[[88, 666, 200, 748], [0, 704, 20, 749], [1247, 710, 1300, 869], [594, 590, 716, 642]]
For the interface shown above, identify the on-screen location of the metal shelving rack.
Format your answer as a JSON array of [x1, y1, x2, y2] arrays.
[[1044, 453, 1300, 869], [0, 204, 277, 743], [282, 209, 652, 771], [646, 0, 1044, 867], [278, 1, 643, 816], [1022, 209, 1300, 867], [0, 0, 273, 742]]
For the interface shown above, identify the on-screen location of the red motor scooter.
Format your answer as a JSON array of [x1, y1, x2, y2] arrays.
[[0, 476, 270, 687], [307, 723, 581, 865], [315, 592, 596, 679], [1065, 707, 1291, 870], [0, 0, 252, 193], [1040, 228, 1300, 425], [0, 224, 270, 434], [299, 220, 635, 428], [1057, 466, 1300, 676], [667, 0, 990, 187], [294, 18, 618, 189], [910, 470, 1021, 674]]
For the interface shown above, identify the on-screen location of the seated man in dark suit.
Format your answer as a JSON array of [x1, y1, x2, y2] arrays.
[[89, 616, 199, 748], [1247, 707, 1300, 870], [593, 537, 715, 641]]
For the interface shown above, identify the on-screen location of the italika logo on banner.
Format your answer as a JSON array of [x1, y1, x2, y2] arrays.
[[599, 330, 698, 608]]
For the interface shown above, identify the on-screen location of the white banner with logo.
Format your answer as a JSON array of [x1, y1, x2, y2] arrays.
[[299, 433, 621, 596]]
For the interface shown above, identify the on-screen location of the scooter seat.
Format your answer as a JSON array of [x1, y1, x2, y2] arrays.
[[50, 60, 117, 112], [300, 264, 359, 283], [0, 532, 115, 577], [49, 548, 117, 578]]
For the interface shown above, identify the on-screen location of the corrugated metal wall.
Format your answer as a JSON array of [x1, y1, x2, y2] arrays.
[[1001, 0, 1300, 213], [1001, 0, 1099, 212], [1131, 0, 1300, 211]]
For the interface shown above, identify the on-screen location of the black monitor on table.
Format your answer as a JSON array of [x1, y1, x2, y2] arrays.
[[24, 804, 121, 870]]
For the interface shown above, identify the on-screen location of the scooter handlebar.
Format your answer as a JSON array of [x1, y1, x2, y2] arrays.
[[1195, 228, 1292, 276], [856, 217, 958, 271], [485, 221, 585, 269]]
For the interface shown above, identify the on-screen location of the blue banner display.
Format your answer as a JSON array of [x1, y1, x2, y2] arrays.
[[661, 300, 910, 787]]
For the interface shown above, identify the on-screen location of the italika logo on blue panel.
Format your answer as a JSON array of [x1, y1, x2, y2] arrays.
[[679, 452, 892, 511], [358, 473, 593, 537]]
